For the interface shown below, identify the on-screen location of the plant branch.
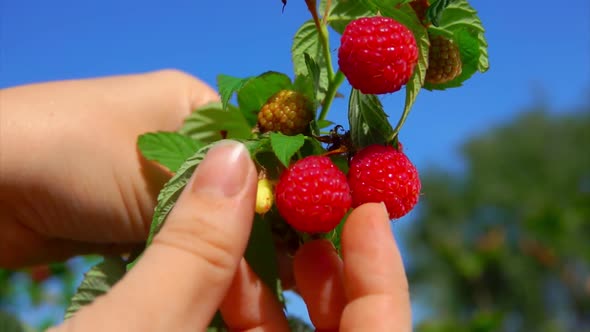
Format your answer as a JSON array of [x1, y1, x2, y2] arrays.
[[319, 70, 345, 121], [304, 0, 321, 30], [390, 104, 412, 142], [319, 24, 335, 81], [304, 0, 335, 81], [305, 0, 337, 118]]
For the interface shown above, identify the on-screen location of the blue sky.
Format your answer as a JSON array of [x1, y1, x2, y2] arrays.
[[2, 0, 589, 327]]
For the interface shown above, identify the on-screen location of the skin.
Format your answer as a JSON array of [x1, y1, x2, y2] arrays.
[[0, 70, 411, 331]]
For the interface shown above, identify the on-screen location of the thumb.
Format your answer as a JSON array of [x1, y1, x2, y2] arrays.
[[55, 140, 258, 332]]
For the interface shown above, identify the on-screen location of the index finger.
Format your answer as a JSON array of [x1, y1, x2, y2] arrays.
[[340, 203, 412, 331]]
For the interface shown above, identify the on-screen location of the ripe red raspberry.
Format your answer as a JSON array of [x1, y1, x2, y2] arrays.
[[338, 16, 419, 95], [258, 90, 313, 135], [425, 35, 462, 84], [348, 144, 421, 219], [275, 156, 351, 233]]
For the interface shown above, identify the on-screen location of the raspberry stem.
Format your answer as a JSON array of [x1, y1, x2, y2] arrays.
[[318, 70, 344, 121], [304, 0, 335, 81], [390, 96, 413, 142], [304, 0, 340, 121], [319, 24, 335, 81]]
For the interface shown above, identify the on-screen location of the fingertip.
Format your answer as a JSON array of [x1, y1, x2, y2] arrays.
[[342, 202, 389, 238], [220, 259, 290, 331], [342, 202, 408, 296], [340, 202, 412, 331], [293, 239, 337, 267], [293, 240, 346, 329]]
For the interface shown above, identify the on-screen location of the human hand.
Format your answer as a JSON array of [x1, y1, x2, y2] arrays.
[[47, 140, 410, 331], [0, 70, 218, 268], [1, 71, 411, 331]]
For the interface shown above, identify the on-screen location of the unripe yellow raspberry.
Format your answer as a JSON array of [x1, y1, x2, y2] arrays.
[[255, 178, 276, 214], [425, 35, 463, 84], [257, 90, 313, 135]]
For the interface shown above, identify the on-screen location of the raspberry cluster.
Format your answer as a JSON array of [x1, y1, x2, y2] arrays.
[[254, 17, 424, 234], [273, 144, 421, 233]]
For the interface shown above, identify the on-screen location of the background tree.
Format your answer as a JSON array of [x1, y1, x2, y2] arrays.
[[407, 104, 590, 332]]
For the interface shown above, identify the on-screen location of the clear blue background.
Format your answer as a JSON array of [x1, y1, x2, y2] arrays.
[[2, 0, 589, 327]]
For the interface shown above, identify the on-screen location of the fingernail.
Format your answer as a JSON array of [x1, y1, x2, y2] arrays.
[[189, 140, 251, 197]]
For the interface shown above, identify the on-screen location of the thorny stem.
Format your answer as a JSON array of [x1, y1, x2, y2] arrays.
[[319, 70, 344, 121]]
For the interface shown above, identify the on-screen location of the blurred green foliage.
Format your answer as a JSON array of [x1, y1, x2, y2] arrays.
[[0, 258, 98, 331], [408, 105, 590, 332]]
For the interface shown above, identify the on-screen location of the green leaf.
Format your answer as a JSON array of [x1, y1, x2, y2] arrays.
[[237, 71, 293, 127], [137, 132, 203, 173], [357, 0, 409, 12], [179, 102, 253, 143], [304, 53, 321, 89], [292, 20, 329, 103], [64, 256, 127, 319], [0, 311, 34, 332], [316, 119, 335, 129], [330, 154, 350, 175], [293, 53, 322, 111], [217, 74, 250, 110], [127, 143, 216, 270], [320, 0, 373, 34], [244, 136, 273, 159], [426, 0, 455, 26], [245, 215, 281, 300], [424, 0, 489, 90], [302, 135, 328, 156], [348, 89, 394, 148], [293, 74, 314, 108], [326, 210, 351, 253], [270, 132, 306, 167], [145, 144, 214, 245]]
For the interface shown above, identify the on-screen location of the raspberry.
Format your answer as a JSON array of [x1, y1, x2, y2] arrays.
[[425, 35, 462, 84], [258, 90, 313, 135], [338, 16, 419, 95], [275, 156, 351, 233], [348, 144, 421, 219], [255, 178, 275, 214]]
